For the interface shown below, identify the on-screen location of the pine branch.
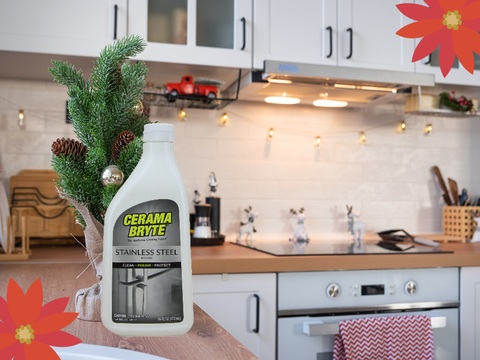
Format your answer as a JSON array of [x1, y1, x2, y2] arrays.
[[49, 60, 87, 91]]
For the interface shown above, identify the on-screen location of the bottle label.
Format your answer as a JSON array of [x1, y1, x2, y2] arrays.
[[111, 199, 183, 324]]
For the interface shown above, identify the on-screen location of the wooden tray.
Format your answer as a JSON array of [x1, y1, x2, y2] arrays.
[[191, 234, 225, 246]]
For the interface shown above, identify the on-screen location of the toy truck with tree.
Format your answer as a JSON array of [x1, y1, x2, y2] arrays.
[[165, 76, 223, 101]]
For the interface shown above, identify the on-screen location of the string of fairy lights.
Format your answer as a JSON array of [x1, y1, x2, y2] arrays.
[[0, 94, 434, 147], [177, 107, 434, 149]]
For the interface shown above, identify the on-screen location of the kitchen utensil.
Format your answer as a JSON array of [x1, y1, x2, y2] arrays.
[[53, 344, 169, 360], [432, 166, 452, 205], [448, 178, 459, 206], [377, 229, 439, 247], [459, 188, 469, 205], [0, 182, 11, 254]]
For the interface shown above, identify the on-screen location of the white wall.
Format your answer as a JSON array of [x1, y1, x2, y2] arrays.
[[1, 78, 479, 240]]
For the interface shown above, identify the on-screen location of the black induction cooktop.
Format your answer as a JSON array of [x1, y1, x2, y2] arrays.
[[231, 240, 451, 256]]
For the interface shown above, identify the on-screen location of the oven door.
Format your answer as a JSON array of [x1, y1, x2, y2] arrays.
[[278, 308, 458, 360]]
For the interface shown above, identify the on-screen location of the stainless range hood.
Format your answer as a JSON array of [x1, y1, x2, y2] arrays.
[[237, 60, 435, 107]]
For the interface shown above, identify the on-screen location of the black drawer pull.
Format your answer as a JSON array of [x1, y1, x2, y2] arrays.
[[326, 26, 333, 58], [346, 28, 353, 59], [114, 4, 118, 40], [241, 17, 246, 50], [253, 294, 260, 333]]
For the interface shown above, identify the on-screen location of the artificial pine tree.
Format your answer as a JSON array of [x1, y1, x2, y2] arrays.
[[49, 35, 150, 227]]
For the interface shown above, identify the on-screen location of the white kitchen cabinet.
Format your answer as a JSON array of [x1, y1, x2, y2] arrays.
[[128, 0, 252, 68], [193, 273, 276, 360], [460, 267, 480, 360], [0, 0, 126, 57], [337, 0, 414, 72], [253, 0, 337, 69], [254, 0, 414, 72]]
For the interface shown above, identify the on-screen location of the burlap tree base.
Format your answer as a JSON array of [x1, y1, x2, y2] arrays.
[[59, 191, 103, 322]]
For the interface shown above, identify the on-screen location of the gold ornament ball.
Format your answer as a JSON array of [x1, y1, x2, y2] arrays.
[[102, 165, 124, 186], [133, 100, 144, 115]]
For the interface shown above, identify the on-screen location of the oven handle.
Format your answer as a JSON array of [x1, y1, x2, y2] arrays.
[[279, 301, 460, 317], [302, 315, 446, 336]]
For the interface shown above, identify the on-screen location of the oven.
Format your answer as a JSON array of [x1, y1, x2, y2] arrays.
[[277, 268, 459, 360]]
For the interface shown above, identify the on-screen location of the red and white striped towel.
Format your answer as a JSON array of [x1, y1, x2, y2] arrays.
[[333, 315, 434, 360]]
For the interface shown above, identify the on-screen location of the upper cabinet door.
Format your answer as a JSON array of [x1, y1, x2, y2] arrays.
[[129, 0, 252, 68], [337, 0, 414, 72], [253, 0, 337, 69], [0, 0, 126, 57]]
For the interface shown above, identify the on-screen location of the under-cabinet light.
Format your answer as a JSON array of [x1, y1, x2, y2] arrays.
[[334, 84, 356, 89], [313, 99, 348, 107], [265, 95, 300, 105], [334, 84, 397, 93], [401, 121, 406, 131], [315, 136, 321, 150], [267, 79, 292, 84]]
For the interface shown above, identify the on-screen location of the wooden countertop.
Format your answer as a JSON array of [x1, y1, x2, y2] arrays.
[[191, 239, 480, 274], [3, 236, 480, 276], [0, 262, 257, 360]]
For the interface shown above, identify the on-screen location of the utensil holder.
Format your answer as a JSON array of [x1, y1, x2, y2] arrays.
[[443, 206, 480, 242]]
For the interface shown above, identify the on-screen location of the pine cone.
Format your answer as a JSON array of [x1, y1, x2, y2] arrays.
[[112, 130, 136, 161], [51, 138, 88, 159], [141, 99, 150, 117]]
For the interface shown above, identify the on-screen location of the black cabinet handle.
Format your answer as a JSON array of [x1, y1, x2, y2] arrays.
[[326, 26, 333, 58], [425, 54, 432, 65], [346, 28, 353, 59], [252, 294, 260, 333], [240, 17, 246, 50], [114, 4, 118, 40]]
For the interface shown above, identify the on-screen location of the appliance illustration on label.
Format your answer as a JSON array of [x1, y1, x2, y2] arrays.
[[111, 200, 183, 324]]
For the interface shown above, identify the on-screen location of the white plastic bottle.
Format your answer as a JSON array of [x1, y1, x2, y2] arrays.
[[101, 123, 193, 336]]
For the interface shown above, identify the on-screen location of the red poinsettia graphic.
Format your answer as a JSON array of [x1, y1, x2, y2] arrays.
[[0, 278, 81, 360], [396, 0, 480, 77]]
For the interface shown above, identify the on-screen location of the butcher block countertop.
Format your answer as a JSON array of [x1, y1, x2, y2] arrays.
[[191, 238, 480, 274], [0, 262, 258, 360]]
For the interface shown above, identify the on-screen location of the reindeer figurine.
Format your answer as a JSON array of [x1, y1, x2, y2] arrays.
[[346, 205, 366, 253], [289, 208, 309, 243], [237, 206, 259, 246], [470, 210, 480, 242]]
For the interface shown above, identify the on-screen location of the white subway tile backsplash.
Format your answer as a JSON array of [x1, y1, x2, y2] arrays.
[[1, 78, 478, 238], [335, 144, 393, 163], [185, 159, 248, 180], [277, 181, 336, 200]]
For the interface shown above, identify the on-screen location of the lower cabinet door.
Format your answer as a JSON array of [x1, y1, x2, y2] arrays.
[[193, 273, 276, 360], [460, 267, 480, 360]]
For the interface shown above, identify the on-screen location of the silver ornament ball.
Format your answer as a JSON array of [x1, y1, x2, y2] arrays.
[[102, 165, 124, 186]]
